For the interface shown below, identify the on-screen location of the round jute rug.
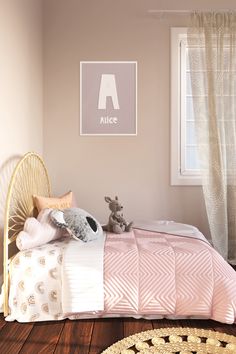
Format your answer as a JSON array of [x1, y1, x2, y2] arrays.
[[101, 327, 236, 354]]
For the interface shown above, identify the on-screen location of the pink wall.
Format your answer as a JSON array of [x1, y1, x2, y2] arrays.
[[0, 0, 43, 164], [43, 0, 236, 235], [0, 0, 43, 285]]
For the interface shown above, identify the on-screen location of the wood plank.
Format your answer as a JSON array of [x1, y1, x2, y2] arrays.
[[206, 320, 236, 336], [0, 317, 235, 354], [89, 318, 123, 354], [55, 319, 94, 354], [0, 321, 33, 354], [152, 318, 220, 332], [0, 314, 7, 332], [19, 320, 64, 354], [152, 318, 183, 329], [177, 319, 221, 331], [152, 318, 214, 330], [123, 318, 153, 337], [183, 319, 215, 328]]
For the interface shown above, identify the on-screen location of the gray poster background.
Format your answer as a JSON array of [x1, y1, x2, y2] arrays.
[[80, 62, 137, 135]]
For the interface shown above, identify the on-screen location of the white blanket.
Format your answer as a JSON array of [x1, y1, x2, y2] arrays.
[[133, 220, 210, 244], [61, 233, 106, 313]]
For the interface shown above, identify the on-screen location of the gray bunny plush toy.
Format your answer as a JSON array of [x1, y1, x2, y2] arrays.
[[50, 208, 103, 242], [102, 196, 133, 234]]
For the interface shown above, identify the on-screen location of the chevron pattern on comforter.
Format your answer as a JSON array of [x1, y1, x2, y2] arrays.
[[104, 229, 236, 324]]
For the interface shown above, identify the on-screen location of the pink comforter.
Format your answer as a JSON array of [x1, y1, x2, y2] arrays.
[[103, 229, 236, 324]]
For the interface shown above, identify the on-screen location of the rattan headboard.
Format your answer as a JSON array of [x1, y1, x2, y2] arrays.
[[3, 152, 51, 316]]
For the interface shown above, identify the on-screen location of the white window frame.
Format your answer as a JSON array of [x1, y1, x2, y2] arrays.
[[171, 27, 201, 186]]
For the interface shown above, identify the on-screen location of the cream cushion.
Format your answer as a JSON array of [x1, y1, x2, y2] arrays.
[[33, 191, 73, 213]]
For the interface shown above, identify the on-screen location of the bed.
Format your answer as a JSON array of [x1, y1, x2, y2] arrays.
[[2, 152, 236, 323]]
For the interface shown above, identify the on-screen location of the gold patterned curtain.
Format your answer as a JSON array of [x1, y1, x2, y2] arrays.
[[187, 13, 236, 262]]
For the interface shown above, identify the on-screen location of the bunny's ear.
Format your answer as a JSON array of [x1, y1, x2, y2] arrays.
[[105, 196, 112, 203], [115, 196, 118, 201]]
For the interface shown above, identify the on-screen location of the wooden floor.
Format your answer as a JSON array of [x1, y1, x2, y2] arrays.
[[0, 314, 236, 354]]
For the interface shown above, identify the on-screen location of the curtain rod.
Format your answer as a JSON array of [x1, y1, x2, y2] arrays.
[[148, 9, 234, 14]]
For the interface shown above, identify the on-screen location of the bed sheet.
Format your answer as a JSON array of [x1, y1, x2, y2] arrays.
[[5, 227, 236, 323], [7, 238, 68, 322]]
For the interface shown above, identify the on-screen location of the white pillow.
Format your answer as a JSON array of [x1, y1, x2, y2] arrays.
[[16, 208, 65, 250]]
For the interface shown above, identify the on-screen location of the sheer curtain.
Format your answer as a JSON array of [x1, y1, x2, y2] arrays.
[[187, 13, 236, 262]]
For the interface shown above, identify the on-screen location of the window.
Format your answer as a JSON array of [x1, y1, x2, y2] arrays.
[[171, 27, 201, 185]]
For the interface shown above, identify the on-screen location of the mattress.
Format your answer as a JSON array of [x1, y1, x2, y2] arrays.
[[5, 226, 236, 323]]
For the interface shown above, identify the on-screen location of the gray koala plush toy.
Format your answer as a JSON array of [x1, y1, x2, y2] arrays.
[[102, 196, 133, 234], [50, 208, 103, 242]]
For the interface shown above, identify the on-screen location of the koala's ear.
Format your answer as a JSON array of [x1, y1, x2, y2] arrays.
[[50, 209, 67, 228], [105, 196, 112, 203], [115, 196, 118, 201]]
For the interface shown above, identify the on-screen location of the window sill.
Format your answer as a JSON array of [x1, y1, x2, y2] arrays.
[[171, 173, 202, 186]]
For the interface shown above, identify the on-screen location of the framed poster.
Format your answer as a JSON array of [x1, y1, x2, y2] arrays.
[[80, 61, 137, 135]]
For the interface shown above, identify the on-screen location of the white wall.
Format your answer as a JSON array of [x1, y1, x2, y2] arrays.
[[0, 0, 43, 284]]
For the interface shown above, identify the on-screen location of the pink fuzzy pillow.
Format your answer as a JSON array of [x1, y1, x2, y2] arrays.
[[16, 209, 65, 251]]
